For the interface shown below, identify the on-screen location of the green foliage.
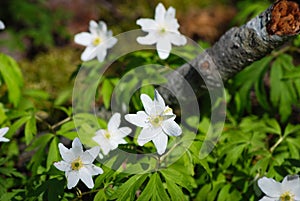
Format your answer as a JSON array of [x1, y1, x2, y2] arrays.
[[0, 0, 69, 51], [1, 1, 300, 200]]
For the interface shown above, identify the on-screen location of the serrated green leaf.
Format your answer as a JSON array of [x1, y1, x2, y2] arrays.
[[160, 167, 196, 192], [165, 176, 187, 201], [284, 124, 300, 137], [137, 173, 170, 201], [270, 54, 297, 122], [111, 174, 147, 201]]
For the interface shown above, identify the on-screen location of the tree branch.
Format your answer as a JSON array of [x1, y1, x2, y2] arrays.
[[159, 0, 300, 105]]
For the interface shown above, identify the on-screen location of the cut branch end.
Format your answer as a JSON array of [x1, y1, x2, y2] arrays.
[[267, 0, 300, 36]]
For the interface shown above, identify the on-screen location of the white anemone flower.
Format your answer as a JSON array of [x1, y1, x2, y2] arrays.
[[258, 175, 300, 201], [0, 20, 5, 30], [136, 3, 187, 60], [0, 127, 9, 142], [54, 137, 103, 189], [93, 113, 132, 156], [125, 90, 182, 155], [74, 20, 117, 62]]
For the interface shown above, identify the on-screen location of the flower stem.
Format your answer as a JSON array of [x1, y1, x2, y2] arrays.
[[270, 136, 284, 153]]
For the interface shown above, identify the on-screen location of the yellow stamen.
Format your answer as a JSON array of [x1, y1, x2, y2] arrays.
[[280, 191, 295, 201], [104, 131, 111, 139], [149, 116, 163, 127], [71, 158, 83, 171], [163, 107, 173, 114], [93, 37, 101, 46]]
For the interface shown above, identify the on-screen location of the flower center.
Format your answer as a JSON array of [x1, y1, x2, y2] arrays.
[[71, 158, 83, 171], [149, 116, 163, 127], [163, 106, 173, 114], [92, 37, 101, 46], [104, 131, 111, 139], [280, 191, 295, 201]]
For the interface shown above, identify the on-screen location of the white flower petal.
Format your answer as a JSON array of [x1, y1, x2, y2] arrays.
[[108, 113, 121, 132], [0, 127, 9, 137], [81, 146, 100, 164], [105, 37, 118, 48], [87, 146, 101, 160], [54, 161, 71, 172], [156, 38, 172, 60], [112, 138, 127, 146], [295, 190, 300, 200], [71, 138, 84, 156], [86, 164, 103, 175], [98, 21, 107, 34], [149, 105, 165, 116], [74, 32, 92, 46], [136, 19, 157, 31], [258, 177, 282, 197], [155, 3, 166, 24], [154, 90, 166, 111], [169, 33, 187, 46], [89, 20, 98, 35], [162, 119, 182, 136], [81, 46, 97, 61], [79, 167, 94, 189], [166, 7, 176, 19], [282, 175, 300, 194], [141, 94, 154, 115], [152, 133, 168, 155], [0, 21, 5, 30], [137, 127, 162, 146], [258, 197, 274, 201], [118, 127, 132, 138], [137, 34, 157, 45], [96, 47, 107, 62], [0, 137, 9, 142], [58, 143, 75, 162], [108, 139, 120, 150], [92, 134, 111, 155], [125, 111, 148, 127], [66, 171, 80, 189], [166, 19, 180, 32]]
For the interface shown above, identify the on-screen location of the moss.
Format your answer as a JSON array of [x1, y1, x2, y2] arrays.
[[20, 47, 80, 98]]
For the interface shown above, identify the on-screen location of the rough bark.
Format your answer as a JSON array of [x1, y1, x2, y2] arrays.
[[159, 0, 300, 105]]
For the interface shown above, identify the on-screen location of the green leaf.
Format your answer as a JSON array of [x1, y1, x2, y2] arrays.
[[101, 78, 114, 109], [0, 103, 7, 124], [137, 173, 170, 201], [23, 89, 50, 100], [8, 114, 31, 139], [94, 167, 115, 189], [46, 137, 60, 170], [0, 53, 24, 106], [283, 123, 300, 137], [160, 166, 196, 193], [164, 176, 187, 201], [94, 189, 107, 201], [25, 114, 37, 144], [270, 54, 297, 122], [111, 174, 148, 201], [283, 67, 300, 79], [232, 56, 272, 114]]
